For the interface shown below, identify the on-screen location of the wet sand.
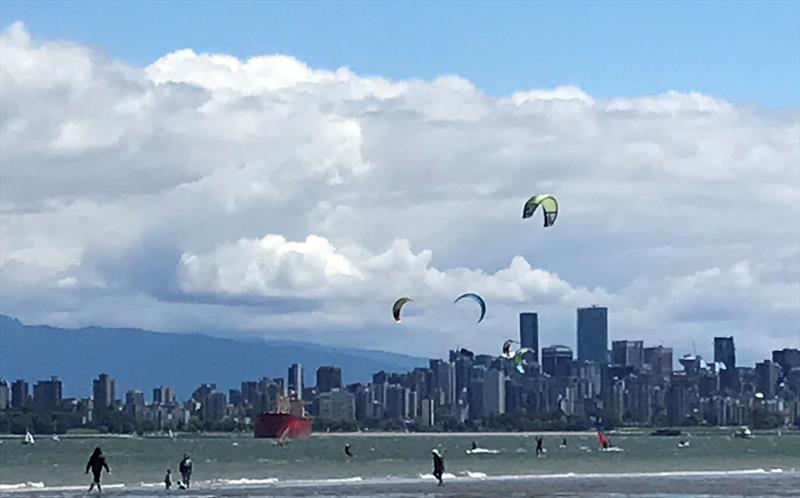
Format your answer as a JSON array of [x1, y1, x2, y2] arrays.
[[214, 471, 800, 497]]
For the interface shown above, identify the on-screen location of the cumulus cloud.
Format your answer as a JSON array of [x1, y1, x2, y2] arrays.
[[1, 22, 797, 363]]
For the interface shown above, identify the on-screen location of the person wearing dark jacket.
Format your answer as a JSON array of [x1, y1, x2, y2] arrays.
[[164, 469, 172, 490], [432, 449, 445, 486], [344, 444, 354, 457], [85, 447, 110, 492], [179, 454, 193, 488]]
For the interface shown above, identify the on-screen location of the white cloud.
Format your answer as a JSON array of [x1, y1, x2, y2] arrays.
[[1, 23, 798, 363]]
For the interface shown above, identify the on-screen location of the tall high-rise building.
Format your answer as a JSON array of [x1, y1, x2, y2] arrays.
[[152, 386, 176, 406], [33, 376, 62, 410], [714, 337, 737, 392], [483, 369, 506, 417], [203, 391, 228, 422], [11, 380, 29, 409], [450, 349, 474, 403], [755, 360, 780, 398], [612, 340, 644, 369], [0, 380, 9, 410], [772, 348, 800, 373], [468, 365, 486, 420], [519, 313, 539, 363], [541, 345, 573, 377], [315, 389, 355, 421], [577, 306, 608, 363], [93, 373, 116, 415], [125, 390, 145, 408], [316, 366, 342, 393], [430, 359, 456, 406], [714, 337, 736, 369], [288, 363, 303, 399], [644, 346, 673, 385]]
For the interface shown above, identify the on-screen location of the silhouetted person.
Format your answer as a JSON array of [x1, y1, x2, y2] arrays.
[[85, 447, 110, 492], [535, 436, 544, 456], [179, 454, 193, 488], [344, 444, 354, 457], [432, 449, 445, 486], [561, 437, 567, 447], [164, 469, 172, 490], [471, 441, 478, 450]]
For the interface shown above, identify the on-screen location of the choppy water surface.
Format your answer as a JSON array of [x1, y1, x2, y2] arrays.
[[0, 431, 797, 497]]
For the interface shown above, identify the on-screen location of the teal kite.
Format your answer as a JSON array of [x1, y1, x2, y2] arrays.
[[454, 292, 486, 323]]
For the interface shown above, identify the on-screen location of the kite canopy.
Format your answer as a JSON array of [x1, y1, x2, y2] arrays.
[[513, 347, 533, 373], [522, 194, 558, 227], [502, 339, 518, 358], [392, 297, 414, 323], [454, 292, 487, 323]]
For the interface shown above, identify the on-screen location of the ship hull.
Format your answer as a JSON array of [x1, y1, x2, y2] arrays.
[[254, 413, 313, 439]]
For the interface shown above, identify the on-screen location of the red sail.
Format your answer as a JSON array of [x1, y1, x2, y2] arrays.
[[597, 431, 609, 448]]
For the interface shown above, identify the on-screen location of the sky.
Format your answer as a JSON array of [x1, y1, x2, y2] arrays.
[[0, 2, 798, 366]]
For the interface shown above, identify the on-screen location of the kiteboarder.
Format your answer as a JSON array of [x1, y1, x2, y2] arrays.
[[344, 443, 354, 457], [432, 449, 445, 486], [560, 437, 567, 448], [179, 454, 193, 489], [535, 436, 544, 456], [85, 447, 110, 493], [471, 441, 478, 451]]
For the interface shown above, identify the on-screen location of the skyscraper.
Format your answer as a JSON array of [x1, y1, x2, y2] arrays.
[[483, 369, 506, 416], [714, 337, 737, 392], [577, 306, 608, 363], [11, 379, 29, 409], [93, 373, 116, 416], [288, 363, 303, 399], [644, 346, 673, 385], [33, 376, 62, 410], [152, 386, 176, 406], [125, 390, 145, 408], [519, 312, 539, 363], [541, 345, 573, 377], [755, 360, 780, 398], [0, 380, 9, 410], [316, 366, 342, 393], [611, 340, 644, 369]]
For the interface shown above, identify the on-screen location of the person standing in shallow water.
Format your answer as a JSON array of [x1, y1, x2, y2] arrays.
[[85, 447, 110, 493], [432, 449, 445, 486], [535, 436, 544, 456], [164, 469, 172, 490], [179, 454, 193, 488]]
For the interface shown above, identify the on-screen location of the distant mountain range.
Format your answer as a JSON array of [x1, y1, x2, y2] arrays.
[[0, 314, 426, 399]]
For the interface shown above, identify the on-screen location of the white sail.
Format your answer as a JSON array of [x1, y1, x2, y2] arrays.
[[23, 430, 34, 445]]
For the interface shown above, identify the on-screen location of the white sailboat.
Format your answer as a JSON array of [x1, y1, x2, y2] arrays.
[[22, 430, 35, 445]]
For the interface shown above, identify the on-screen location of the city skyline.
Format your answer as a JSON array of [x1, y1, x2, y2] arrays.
[[3, 311, 797, 407]]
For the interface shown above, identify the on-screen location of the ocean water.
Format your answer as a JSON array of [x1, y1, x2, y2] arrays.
[[0, 431, 797, 497]]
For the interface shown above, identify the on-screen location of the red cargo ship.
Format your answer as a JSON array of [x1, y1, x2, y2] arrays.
[[254, 412, 313, 439]]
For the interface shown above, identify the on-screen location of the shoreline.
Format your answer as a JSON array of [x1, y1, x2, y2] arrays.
[[1, 428, 797, 440], [1, 469, 797, 497]]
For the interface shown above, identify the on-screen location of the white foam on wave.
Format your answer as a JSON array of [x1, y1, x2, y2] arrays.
[[205, 477, 279, 487], [460, 471, 487, 479], [0, 483, 44, 491], [3, 483, 127, 493], [418, 472, 457, 480], [481, 468, 789, 481]]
